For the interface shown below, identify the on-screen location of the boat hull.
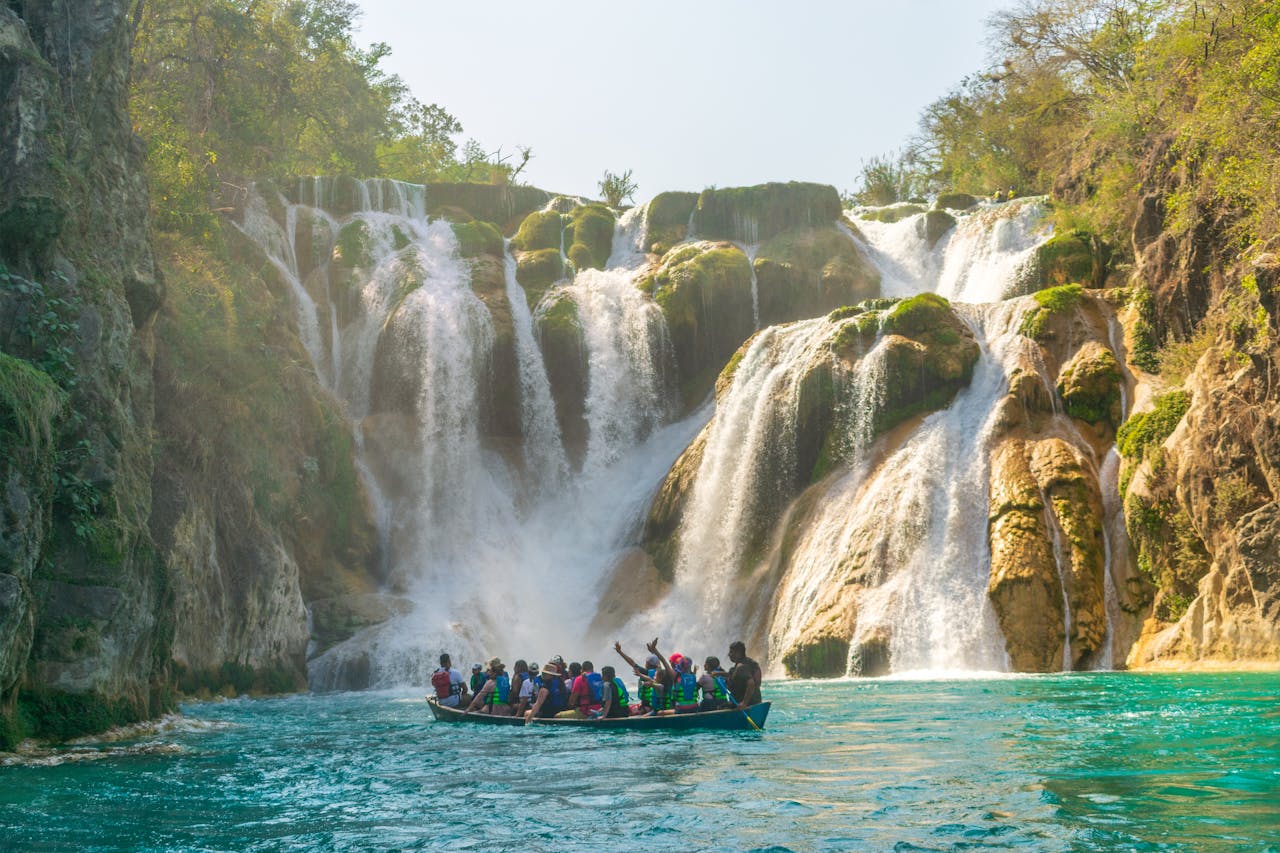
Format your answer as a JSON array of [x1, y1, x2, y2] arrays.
[[427, 699, 770, 731]]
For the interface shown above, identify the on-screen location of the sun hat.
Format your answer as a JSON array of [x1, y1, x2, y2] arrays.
[[541, 662, 563, 678], [529, 662, 540, 673]]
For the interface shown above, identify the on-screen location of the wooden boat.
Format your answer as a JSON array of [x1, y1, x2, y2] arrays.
[[427, 698, 771, 731]]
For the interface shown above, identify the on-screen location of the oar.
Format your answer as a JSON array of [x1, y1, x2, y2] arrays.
[[740, 703, 762, 731]]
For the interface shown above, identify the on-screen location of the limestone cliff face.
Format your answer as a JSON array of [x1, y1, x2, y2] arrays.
[[1112, 138, 1280, 668], [0, 1, 167, 744]]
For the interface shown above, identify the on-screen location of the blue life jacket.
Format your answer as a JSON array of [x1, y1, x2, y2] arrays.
[[490, 673, 510, 705], [673, 671, 698, 704], [585, 672, 604, 704], [543, 675, 566, 714]]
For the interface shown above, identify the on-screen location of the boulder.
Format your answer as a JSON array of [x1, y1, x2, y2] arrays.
[[987, 439, 1065, 671], [512, 210, 563, 253], [565, 203, 615, 271], [753, 226, 880, 327], [920, 210, 956, 247], [694, 182, 842, 243], [514, 248, 564, 309], [641, 242, 754, 403], [934, 193, 978, 211], [1032, 229, 1108, 289], [534, 292, 588, 459], [646, 191, 699, 255], [1057, 341, 1123, 428]]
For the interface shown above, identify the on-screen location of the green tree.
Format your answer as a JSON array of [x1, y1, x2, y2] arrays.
[[599, 169, 637, 207]]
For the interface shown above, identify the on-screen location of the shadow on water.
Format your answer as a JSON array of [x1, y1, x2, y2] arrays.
[[0, 674, 1278, 851]]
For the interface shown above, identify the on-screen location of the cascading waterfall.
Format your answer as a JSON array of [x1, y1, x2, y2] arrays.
[[239, 178, 1130, 686], [236, 181, 703, 688]]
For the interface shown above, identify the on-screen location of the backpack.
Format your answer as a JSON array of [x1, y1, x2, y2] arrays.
[[586, 672, 604, 704], [431, 668, 452, 700]]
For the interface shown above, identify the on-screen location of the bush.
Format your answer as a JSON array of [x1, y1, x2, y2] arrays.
[[1116, 391, 1191, 460]]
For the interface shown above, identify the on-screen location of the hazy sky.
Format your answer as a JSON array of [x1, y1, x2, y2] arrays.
[[355, 1, 1012, 201]]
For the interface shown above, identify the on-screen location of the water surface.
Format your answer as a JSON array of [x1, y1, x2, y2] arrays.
[[2, 673, 1277, 851]]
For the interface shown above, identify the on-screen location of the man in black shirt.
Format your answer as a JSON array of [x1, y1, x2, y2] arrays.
[[727, 640, 762, 708]]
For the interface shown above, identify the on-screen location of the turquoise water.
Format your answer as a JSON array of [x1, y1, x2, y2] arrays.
[[2, 673, 1278, 851]]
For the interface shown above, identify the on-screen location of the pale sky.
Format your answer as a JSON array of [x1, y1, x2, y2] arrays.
[[355, 1, 1012, 201]]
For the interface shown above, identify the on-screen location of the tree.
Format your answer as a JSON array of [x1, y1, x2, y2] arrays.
[[599, 169, 637, 207], [848, 150, 926, 206]]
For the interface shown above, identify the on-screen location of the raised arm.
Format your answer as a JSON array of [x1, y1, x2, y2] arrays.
[[614, 640, 643, 675], [645, 638, 674, 678]]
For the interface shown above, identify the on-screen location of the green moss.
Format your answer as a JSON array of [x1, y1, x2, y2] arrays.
[[512, 210, 563, 252], [1035, 230, 1102, 288], [1033, 282, 1084, 312], [695, 182, 842, 242], [390, 224, 411, 251], [1058, 345, 1122, 425], [781, 636, 850, 678], [646, 191, 699, 253], [0, 352, 66, 452], [1116, 391, 1191, 460], [334, 220, 372, 268], [858, 204, 926, 223], [564, 203, 615, 271], [1020, 283, 1084, 339], [423, 183, 552, 228], [1128, 284, 1160, 373], [15, 689, 144, 743], [0, 196, 66, 258], [515, 248, 564, 307], [882, 292, 952, 335], [450, 220, 503, 258]]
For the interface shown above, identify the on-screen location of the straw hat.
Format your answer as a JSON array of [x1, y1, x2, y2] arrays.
[[540, 662, 563, 678]]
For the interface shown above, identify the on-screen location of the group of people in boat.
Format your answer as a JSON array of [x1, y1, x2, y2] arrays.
[[429, 638, 762, 721]]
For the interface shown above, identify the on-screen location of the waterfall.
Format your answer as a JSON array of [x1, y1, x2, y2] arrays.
[[571, 208, 677, 477], [502, 240, 569, 491], [235, 183, 699, 687]]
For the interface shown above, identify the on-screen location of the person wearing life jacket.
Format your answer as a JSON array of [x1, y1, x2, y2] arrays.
[[514, 662, 540, 717], [598, 665, 630, 719], [642, 638, 685, 715], [568, 660, 604, 718], [429, 653, 467, 708], [469, 663, 487, 695], [666, 653, 701, 714], [466, 658, 511, 715], [614, 640, 666, 715], [698, 655, 735, 711], [525, 662, 568, 720]]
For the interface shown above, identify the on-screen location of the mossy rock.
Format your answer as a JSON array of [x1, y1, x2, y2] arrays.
[[424, 183, 552, 229], [782, 634, 850, 678], [534, 293, 588, 458], [934, 192, 978, 211], [646, 191, 699, 254], [753, 226, 881, 327], [0, 353, 66, 453], [15, 688, 150, 743], [1033, 229, 1107, 289], [469, 255, 521, 439], [1116, 391, 1190, 460], [564, 203, 615, 270], [512, 210, 563, 253], [857, 204, 926, 224], [1019, 283, 1084, 340], [515, 248, 564, 309], [450, 220, 504, 258], [333, 220, 373, 268], [694, 182, 842, 243], [1056, 342, 1123, 427], [646, 243, 755, 400], [920, 210, 956, 247]]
